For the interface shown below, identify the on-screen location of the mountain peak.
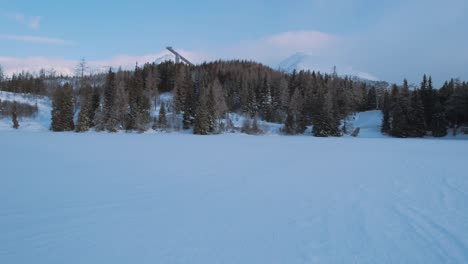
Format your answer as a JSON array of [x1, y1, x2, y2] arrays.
[[278, 52, 379, 82]]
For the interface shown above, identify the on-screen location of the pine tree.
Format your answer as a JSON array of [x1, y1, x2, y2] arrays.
[[260, 75, 274, 121], [431, 99, 448, 137], [366, 87, 377, 110], [420, 75, 434, 131], [173, 66, 187, 113], [381, 91, 391, 133], [193, 97, 209, 135], [183, 109, 191, 130], [283, 88, 306, 134], [114, 79, 129, 130], [127, 66, 151, 132], [158, 102, 168, 130], [12, 101, 19, 129], [408, 90, 426, 137], [390, 102, 409, 137], [206, 86, 217, 133], [390, 80, 411, 137], [145, 65, 160, 109], [76, 85, 93, 132], [312, 92, 341, 137], [103, 69, 118, 131], [51, 84, 75, 131], [90, 87, 100, 127], [181, 72, 194, 130]]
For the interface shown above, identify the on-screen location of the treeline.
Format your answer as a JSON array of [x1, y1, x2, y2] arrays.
[[0, 70, 56, 96], [1, 61, 467, 137], [46, 61, 384, 135], [382, 75, 468, 137]]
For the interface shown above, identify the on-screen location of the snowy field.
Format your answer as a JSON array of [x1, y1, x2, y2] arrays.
[[1, 132, 468, 264]]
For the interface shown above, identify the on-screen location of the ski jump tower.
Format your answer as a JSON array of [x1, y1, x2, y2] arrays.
[[166, 47, 194, 66]]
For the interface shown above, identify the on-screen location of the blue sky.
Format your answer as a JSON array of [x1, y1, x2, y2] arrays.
[[1, 0, 467, 85]]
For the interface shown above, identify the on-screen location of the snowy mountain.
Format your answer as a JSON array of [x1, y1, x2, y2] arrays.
[[278, 52, 380, 82]]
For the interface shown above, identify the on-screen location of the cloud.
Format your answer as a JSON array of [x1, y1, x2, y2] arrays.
[[0, 49, 208, 76], [0, 35, 73, 45], [9, 13, 42, 29]]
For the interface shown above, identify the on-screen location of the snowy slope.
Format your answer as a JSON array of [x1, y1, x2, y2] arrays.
[[1, 132, 468, 263], [0, 91, 51, 131], [346, 110, 387, 138]]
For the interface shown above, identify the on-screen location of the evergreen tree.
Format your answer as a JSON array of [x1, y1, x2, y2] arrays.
[[381, 91, 391, 133], [103, 69, 118, 131], [283, 88, 306, 134], [420, 75, 434, 131], [114, 79, 129, 130], [183, 109, 191, 130], [390, 80, 412, 137], [408, 90, 426, 137], [390, 102, 409, 137], [76, 85, 93, 132], [446, 82, 468, 132], [90, 87, 100, 127], [158, 102, 168, 130], [312, 92, 341, 137], [431, 99, 448, 137], [145, 65, 160, 109], [173, 66, 187, 113], [366, 87, 377, 110], [259, 75, 274, 121], [12, 101, 19, 129], [206, 86, 217, 133], [51, 84, 75, 131], [181, 71, 194, 130], [127, 66, 151, 132], [193, 97, 209, 135], [103, 69, 115, 117]]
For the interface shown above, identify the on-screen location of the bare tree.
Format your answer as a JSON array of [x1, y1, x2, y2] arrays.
[[210, 78, 227, 120], [75, 58, 89, 79]]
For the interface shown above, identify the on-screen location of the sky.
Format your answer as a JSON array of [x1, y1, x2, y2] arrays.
[[0, 0, 467, 86]]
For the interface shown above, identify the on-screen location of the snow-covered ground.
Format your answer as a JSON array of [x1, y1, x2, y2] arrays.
[[0, 91, 51, 131], [345, 110, 388, 138], [1, 131, 468, 264]]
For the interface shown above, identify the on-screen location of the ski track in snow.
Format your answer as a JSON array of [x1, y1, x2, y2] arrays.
[[1, 132, 468, 264]]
